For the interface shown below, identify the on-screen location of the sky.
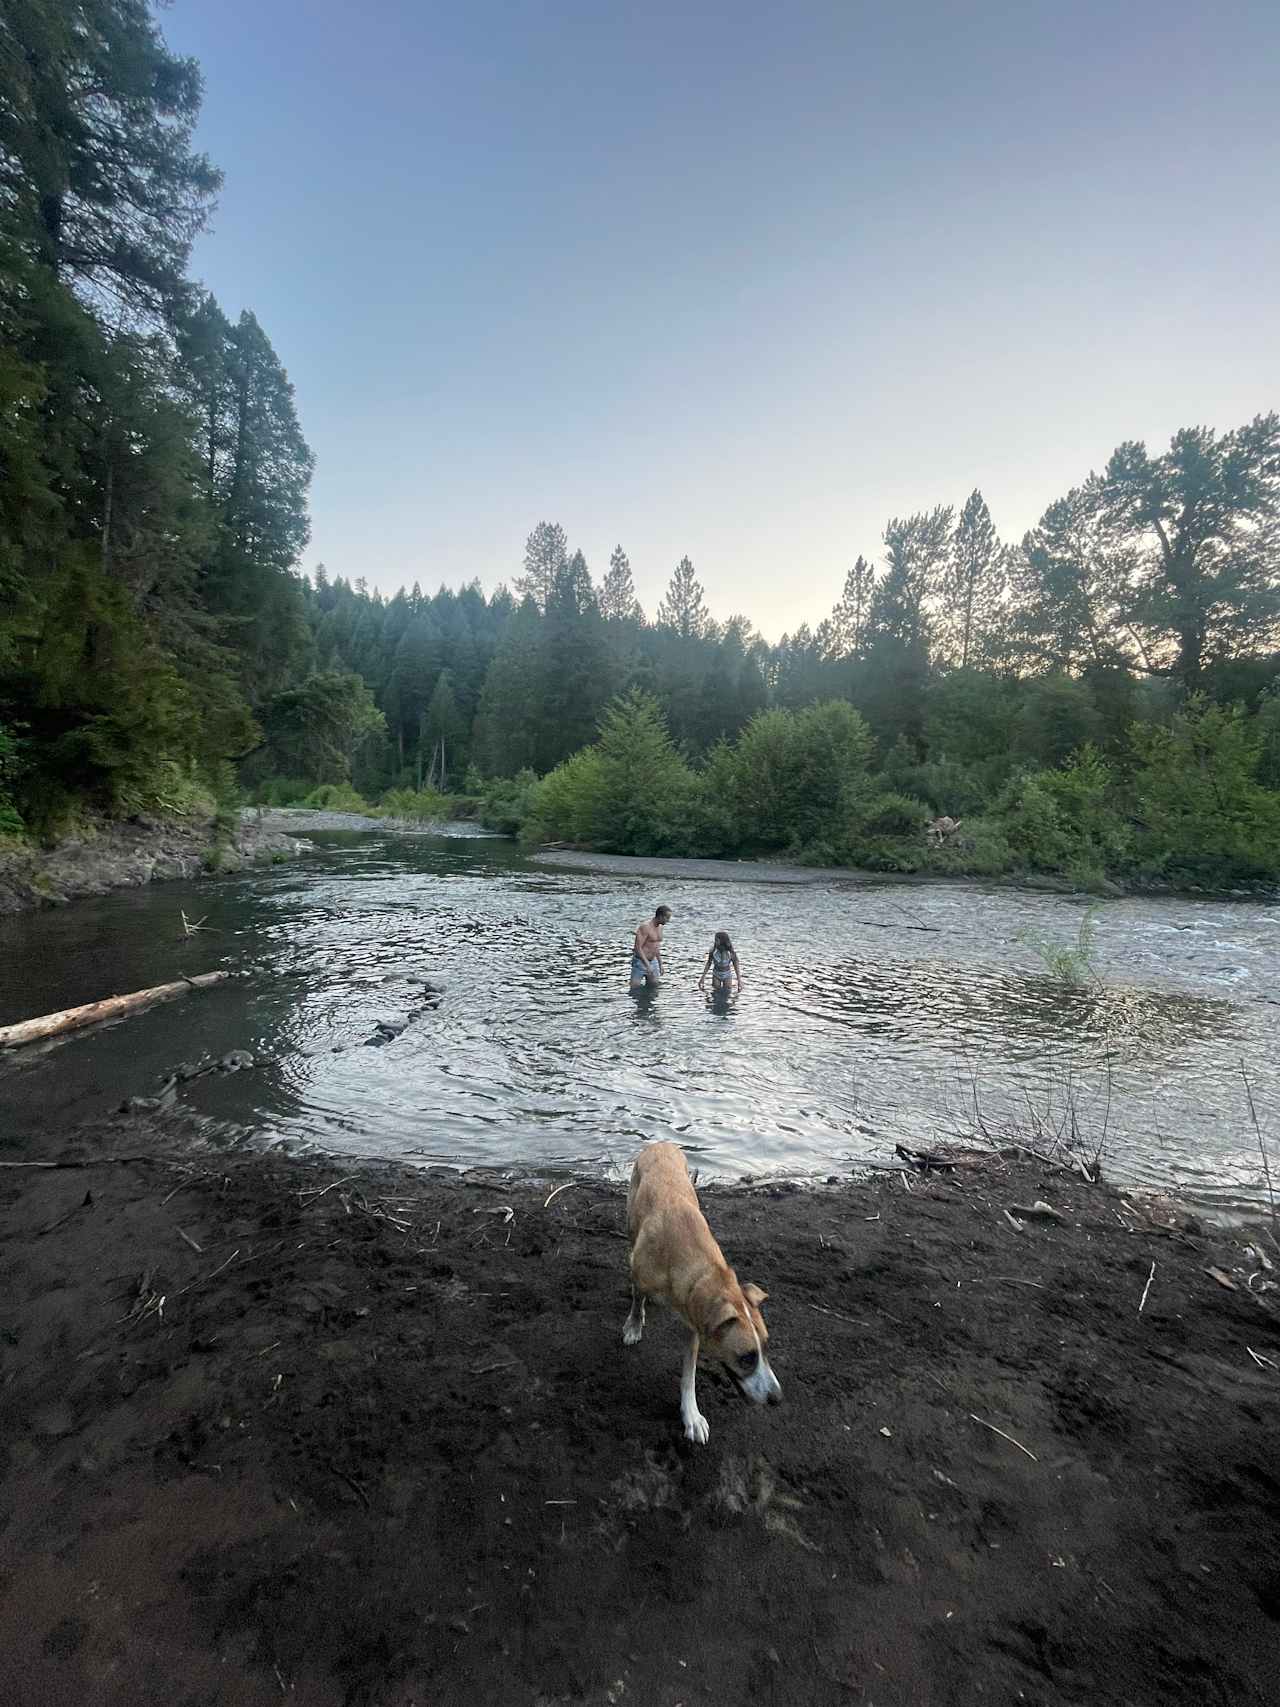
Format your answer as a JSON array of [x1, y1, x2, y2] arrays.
[[162, 0, 1280, 638]]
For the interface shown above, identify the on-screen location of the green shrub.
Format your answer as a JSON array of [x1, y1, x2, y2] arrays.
[[1022, 905, 1101, 985], [0, 721, 25, 837], [924, 816, 1016, 877], [731, 700, 874, 849], [522, 748, 607, 846], [477, 769, 540, 837], [1130, 698, 1280, 883], [250, 776, 313, 806], [854, 791, 931, 840], [379, 787, 452, 822], [301, 783, 372, 812]]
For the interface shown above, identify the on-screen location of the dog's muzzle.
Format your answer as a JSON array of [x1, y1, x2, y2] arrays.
[[739, 1360, 782, 1406]]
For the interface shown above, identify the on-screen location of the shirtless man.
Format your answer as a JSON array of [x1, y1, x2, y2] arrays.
[[630, 904, 672, 990]]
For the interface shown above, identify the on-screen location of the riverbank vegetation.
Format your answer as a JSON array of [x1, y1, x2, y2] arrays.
[[1, 8, 1278, 894]]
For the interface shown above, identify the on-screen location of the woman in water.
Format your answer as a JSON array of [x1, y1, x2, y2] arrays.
[[698, 930, 742, 998]]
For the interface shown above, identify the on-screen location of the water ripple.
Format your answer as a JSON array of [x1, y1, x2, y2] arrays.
[[0, 832, 1275, 1211]]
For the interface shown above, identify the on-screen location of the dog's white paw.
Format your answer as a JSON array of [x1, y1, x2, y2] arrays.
[[622, 1319, 643, 1345], [682, 1409, 710, 1445]]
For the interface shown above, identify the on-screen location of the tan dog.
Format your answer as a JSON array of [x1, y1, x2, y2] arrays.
[[623, 1141, 781, 1443]]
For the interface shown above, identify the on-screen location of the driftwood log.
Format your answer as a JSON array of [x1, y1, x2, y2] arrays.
[[0, 971, 229, 1050]]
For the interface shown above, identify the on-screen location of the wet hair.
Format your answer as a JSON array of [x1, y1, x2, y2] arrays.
[[655, 904, 672, 922], [713, 930, 733, 953]]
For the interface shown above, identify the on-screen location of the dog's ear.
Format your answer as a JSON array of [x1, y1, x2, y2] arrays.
[[742, 1283, 768, 1307], [709, 1299, 740, 1336]]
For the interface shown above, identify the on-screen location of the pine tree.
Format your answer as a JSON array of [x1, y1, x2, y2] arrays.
[[0, 0, 222, 325], [1012, 486, 1132, 673], [856, 507, 952, 749], [657, 555, 711, 640], [536, 551, 609, 768], [421, 669, 467, 787], [600, 545, 644, 623], [386, 618, 442, 764], [472, 599, 544, 775], [939, 491, 1005, 670], [514, 520, 568, 611], [826, 556, 876, 660]]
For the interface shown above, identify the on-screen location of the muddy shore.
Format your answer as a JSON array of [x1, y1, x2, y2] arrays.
[[1, 1117, 1278, 1706], [0, 813, 303, 915]]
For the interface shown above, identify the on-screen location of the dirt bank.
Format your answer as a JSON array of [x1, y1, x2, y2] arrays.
[[2, 1121, 1278, 1705], [0, 813, 303, 915], [252, 808, 495, 837]]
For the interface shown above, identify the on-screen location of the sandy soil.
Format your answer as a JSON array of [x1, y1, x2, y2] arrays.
[[1, 1118, 1278, 1707]]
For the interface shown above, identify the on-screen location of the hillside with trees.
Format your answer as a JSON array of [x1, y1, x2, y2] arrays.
[[1, 5, 1278, 892]]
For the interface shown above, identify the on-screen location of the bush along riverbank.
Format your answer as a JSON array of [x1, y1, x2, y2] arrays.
[[0, 810, 302, 916], [472, 690, 1280, 899], [0, 1115, 1277, 1705]]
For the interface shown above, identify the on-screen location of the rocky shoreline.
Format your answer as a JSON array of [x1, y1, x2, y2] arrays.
[[0, 811, 303, 915]]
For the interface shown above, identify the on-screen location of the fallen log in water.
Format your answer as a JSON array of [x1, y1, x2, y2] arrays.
[[0, 971, 230, 1050]]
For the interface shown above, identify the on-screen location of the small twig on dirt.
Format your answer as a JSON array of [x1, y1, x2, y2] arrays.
[[299, 1175, 355, 1205], [472, 1205, 515, 1223], [1002, 1209, 1024, 1234], [472, 1360, 518, 1375], [807, 1302, 872, 1327], [172, 1247, 241, 1299], [37, 1190, 93, 1236], [1138, 1261, 1156, 1315], [326, 1461, 370, 1510], [969, 1414, 1038, 1462], [863, 1212, 881, 1222], [1241, 1060, 1277, 1232], [545, 1499, 577, 1506], [176, 1227, 203, 1253], [543, 1181, 581, 1208], [161, 1174, 202, 1205], [989, 1277, 1046, 1289], [1246, 1347, 1278, 1372]]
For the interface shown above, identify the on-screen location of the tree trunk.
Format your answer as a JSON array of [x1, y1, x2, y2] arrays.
[[0, 972, 230, 1051]]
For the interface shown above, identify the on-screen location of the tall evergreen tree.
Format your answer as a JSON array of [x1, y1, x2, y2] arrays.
[[386, 617, 441, 763], [600, 544, 644, 623], [939, 490, 1006, 670], [421, 668, 467, 786], [514, 520, 568, 611], [472, 598, 544, 775], [536, 551, 609, 768], [0, 0, 222, 323], [826, 555, 876, 661], [857, 507, 952, 749], [1013, 486, 1133, 673], [657, 555, 711, 639]]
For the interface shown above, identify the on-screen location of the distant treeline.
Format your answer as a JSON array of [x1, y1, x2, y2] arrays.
[[1, 6, 1278, 892]]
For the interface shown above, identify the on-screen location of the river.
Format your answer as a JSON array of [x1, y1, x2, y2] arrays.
[[1, 825, 1276, 1215]]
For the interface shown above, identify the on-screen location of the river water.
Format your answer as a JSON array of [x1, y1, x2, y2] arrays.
[[1, 827, 1277, 1214]]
